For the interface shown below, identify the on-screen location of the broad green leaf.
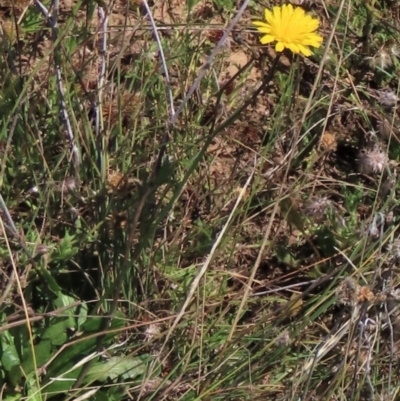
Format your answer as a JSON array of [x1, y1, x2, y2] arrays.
[[0, 332, 20, 371], [76, 302, 88, 329], [53, 294, 82, 329], [41, 319, 70, 346], [8, 365, 22, 387], [93, 387, 125, 401], [80, 311, 126, 339], [53, 293, 76, 309], [41, 364, 83, 397], [43, 312, 126, 397], [21, 339, 52, 376], [85, 354, 158, 382]]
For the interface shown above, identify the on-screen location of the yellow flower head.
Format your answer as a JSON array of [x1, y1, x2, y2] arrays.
[[253, 4, 323, 57]]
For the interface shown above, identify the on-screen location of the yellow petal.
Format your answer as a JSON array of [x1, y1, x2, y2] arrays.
[[298, 44, 312, 56], [272, 6, 282, 23], [309, 21, 320, 31], [282, 4, 294, 31], [260, 34, 275, 44], [264, 8, 274, 23], [256, 26, 272, 34], [287, 43, 300, 54], [276, 41, 285, 52], [253, 21, 270, 27], [292, 6, 306, 20], [282, 3, 292, 21], [303, 33, 323, 47], [304, 16, 319, 30]]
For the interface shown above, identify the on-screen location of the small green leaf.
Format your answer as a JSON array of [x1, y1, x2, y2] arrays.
[[39, 267, 62, 294], [0, 390, 22, 401], [0, 332, 20, 371]]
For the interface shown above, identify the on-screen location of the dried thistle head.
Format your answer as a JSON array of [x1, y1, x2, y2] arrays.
[[376, 118, 396, 141], [49, 177, 76, 194], [276, 329, 291, 346], [388, 288, 400, 300], [378, 90, 399, 107], [303, 196, 332, 222], [388, 40, 400, 57], [141, 378, 167, 395], [386, 210, 394, 224], [60, 177, 77, 192], [387, 238, 400, 262], [358, 145, 389, 175], [366, 49, 393, 70], [144, 323, 161, 342], [336, 277, 358, 306]]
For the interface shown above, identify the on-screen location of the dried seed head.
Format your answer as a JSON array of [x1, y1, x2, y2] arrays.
[[386, 210, 394, 224], [276, 330, 291, 346], [358, 145, 389, 175], [376, 118, 395, 141], [389, 42, 400, 57], [144, 323, 161, 342], [303, 196, 332, 222], [378, 90, 399, 107], [378, 50, 393, 69], [336, 277, 358, 306], [69, 207, 80, 217], [60, 177, 77, 192], [389, 288, 400, 300], [387, 238, 400, 262], [366, 49, 393, 70], [141, 378, 166, 394], [365, 130, 378, 143]]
